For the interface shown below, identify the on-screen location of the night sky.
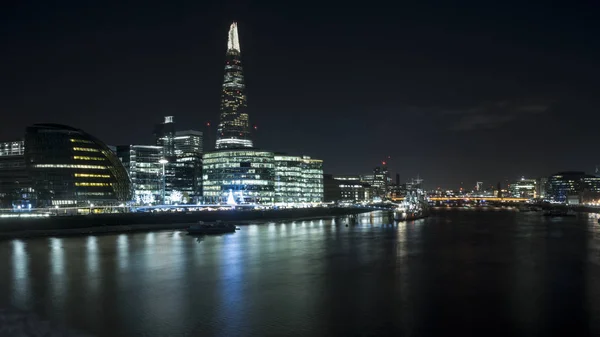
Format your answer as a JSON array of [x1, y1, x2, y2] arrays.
[[1, 1, 598, 189]]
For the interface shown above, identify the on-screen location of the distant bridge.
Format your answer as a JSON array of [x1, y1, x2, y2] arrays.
[[391, 197, 529, 203]]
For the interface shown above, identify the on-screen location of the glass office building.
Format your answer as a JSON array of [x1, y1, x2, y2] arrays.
[[0, 140, 33, 207], [273, 155, 323, 203], [215, 22, 253, 149], [202, 149, 274, 204], [299, 156, 324, 202], [116, 145, 163, 205], [545, 171, 600, 203], [25, 124, 132, 206], [509, 178, 537, 198], [174, 130, 203, 156]]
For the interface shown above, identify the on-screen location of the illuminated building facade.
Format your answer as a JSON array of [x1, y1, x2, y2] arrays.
[[150, 117, 203, 203], [25, 124, 132, 206], [536, 177, 547, 199], [154, 116, 176, 157], [202, 149, 274, 204], [215, 22, 253, 149], [0, 140, 33, 207], [332, 175, 370, 202], [116, 145, 163, 204], [174, 130, 203, 156], [172, 130, 203, 201], [546, 171, 600, 203], [274, 155, 323, 203], [509, 177, 537, 199], [366, 164, 390, 199]]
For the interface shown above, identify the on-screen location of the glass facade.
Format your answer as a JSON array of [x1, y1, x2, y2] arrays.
[[274, 155, 324, 203], [509, 178, 537, 198], [372, 165, 390, 198], [116, 145, 163, 205], [0, 140, 25, 156], [174, 130, 203, 156], [545, 171, 600, 203], [215, 22, 253, 149], [0, 140, 33, 207], [149, 117, 204, 204], [334, 175, 370, 202], [25, 124, 132, 206], [203, 149, 274, 204], [172, 130, 203, 202], [154, 116, 176, 157]]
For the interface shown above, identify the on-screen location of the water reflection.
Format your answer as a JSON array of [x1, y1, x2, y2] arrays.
[[86, 236, 99, 293], [1, 212, 599, 336], [11, 240, 29, 307], [117, 234, 129, 270], [49, 238, 66, 309]]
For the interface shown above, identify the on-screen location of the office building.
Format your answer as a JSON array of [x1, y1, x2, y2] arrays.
[[154, 116, 176, 157], [174, 130, 203, 156], [546, 171, 600, 204], [274, 155, 323, 203], [509, 177, 537, 199], [0, 140, 33, 208], [116, 145, 163, 205], [536, 177, 547, 199], [215, 22, 253, 149], [150, 117, 204, 203], [364, 164, 390, 199], [25, 124, 132, 207], [202, 149, 274, 204], [172, 130, 203, 201], [330, 175, 371, 202]]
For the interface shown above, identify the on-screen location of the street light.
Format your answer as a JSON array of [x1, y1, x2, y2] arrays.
[[159, 158, 169, 205]]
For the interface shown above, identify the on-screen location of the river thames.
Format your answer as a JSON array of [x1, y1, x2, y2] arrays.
[[1, 210, 600, 336]]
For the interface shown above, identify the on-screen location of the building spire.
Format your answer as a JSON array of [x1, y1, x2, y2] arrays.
[[227, 22, 240, 53]]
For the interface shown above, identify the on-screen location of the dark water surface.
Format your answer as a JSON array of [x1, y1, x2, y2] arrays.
[[1, 210, 600, 336]]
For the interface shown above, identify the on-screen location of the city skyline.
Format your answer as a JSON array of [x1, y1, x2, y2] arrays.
[[1, 1, 598, 188]]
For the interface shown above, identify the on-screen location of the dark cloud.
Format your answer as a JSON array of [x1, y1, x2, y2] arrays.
[[440, 100, 551, 131]]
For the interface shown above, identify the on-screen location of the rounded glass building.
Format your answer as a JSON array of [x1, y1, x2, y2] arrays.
[[202, 149, 274, 204], [25, 124, 132, 207]]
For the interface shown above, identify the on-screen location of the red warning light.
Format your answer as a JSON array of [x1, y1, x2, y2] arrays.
[[206, 122, 211, 127], [382, 161, 387, 165], [254, 126, 258, 130]]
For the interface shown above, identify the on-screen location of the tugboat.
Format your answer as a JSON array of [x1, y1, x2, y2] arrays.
[[187, 221, 238, 235]]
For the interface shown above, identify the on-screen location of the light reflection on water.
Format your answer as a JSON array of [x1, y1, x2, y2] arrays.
[[11, 240, 29, 307], [86, 236, 99, 293], [117, 234, 129, 270], [49, 238, 66, 310], [1, 212, 600, 336]]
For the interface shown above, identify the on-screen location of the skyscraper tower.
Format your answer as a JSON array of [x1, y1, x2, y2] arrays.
[[215, 22, 253, 149]]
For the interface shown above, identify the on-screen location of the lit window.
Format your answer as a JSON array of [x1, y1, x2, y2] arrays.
[[72, 147, 99, 152], [73, 156, 105, 161], [34, 164, 107, 169]]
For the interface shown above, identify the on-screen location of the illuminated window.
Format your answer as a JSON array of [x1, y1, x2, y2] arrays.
[[34, 164, 107, 169], [72, 147, 99, 152], [74, 173, 111, 178], [75, 182, 112, 187], [73, 156, 105, 161], [70, 139, 94, 144]]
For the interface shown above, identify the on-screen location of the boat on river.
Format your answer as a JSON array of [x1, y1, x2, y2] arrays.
[[393, 187, 430, 221], [187, 221, 239, 235]]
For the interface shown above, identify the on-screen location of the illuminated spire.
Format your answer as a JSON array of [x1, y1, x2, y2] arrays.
[[227, 22, 240, 53]]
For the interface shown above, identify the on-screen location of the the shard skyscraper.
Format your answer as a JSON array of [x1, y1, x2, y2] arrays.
[[215, 22, 253, 149]]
